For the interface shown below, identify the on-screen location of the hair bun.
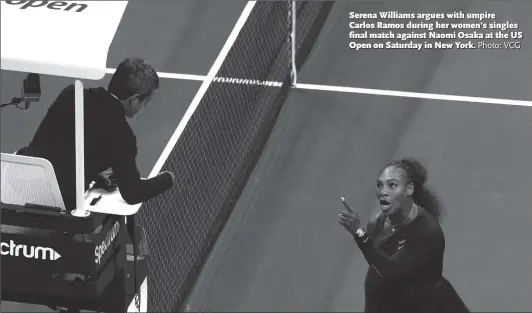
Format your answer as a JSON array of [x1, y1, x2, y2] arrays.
[[401, 158, 427, 186]]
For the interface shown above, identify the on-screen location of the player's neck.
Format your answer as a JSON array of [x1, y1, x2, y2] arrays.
[[389, 200, 414, 226]]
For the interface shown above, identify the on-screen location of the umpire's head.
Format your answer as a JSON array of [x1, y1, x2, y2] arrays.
[[108, 58, 160, 118]]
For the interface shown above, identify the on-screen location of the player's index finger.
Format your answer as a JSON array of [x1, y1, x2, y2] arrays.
[[341, 197, 354, 213]]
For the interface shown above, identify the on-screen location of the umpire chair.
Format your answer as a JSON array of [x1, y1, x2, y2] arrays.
[[1, 153, 146, 312]]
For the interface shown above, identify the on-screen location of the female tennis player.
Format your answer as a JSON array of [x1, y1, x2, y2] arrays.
[[338, 158, 469, 313]]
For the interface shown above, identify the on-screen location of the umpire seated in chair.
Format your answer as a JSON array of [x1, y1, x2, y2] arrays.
[[3, 57, 175, 312], [17, 57, 175, 209]]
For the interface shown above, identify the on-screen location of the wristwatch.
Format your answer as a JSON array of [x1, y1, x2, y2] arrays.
[[355, 228, 366, 238]]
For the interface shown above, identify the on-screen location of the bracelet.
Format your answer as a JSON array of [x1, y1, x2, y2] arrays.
[[355, 228, 366, 238]]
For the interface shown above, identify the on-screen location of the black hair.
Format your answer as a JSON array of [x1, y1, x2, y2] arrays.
[[384, 158, 443, 221], [108, 58, 159, 101]]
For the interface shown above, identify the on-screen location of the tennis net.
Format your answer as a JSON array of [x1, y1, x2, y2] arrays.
[[136, 2, 333, 311]]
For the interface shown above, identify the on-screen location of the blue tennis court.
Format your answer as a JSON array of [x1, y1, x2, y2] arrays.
[[2, 0, 532, 312]]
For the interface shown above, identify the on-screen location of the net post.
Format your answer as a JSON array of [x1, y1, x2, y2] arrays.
[[290, 1, 297, 86], [71, 79, 90, 218]]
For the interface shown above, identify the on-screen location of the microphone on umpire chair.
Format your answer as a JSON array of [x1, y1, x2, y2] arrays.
[[1, 73, 41, 110]]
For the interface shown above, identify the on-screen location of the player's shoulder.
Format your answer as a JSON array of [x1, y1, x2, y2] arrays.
[[413, 209, 444, 239], [417, 209, 440, 229]]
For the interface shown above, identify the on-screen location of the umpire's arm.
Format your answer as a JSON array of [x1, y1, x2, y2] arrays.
[[110, 135, 173, 205]]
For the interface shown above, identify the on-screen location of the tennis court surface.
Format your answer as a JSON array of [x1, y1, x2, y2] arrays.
[[2, 1, 532, 312]]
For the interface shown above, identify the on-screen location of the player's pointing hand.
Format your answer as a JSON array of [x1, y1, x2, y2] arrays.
[[338, 197, 361, 236]]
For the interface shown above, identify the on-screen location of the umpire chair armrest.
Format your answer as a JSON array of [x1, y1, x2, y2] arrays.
[[85, 188, 143, 216]]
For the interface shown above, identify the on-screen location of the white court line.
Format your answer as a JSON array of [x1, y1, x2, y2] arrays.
[[125, 3, 257, 312], [125, 2, 256, 312], [294, 83, 532, 107], [104, 69, 532, 107], [148, 1, 257, 178]]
